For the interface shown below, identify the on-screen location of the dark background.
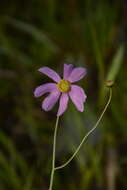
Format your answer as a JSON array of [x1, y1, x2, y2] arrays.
[[0, 0, 127, 189]]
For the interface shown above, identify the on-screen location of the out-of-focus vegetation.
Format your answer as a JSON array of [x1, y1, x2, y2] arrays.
[[0, 0, 127, 189]]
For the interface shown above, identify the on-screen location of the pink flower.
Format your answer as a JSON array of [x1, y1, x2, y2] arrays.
[[34, 64, 87, 116]]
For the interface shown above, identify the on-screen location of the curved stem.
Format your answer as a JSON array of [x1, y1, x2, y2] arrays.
[[55, 88, 112, 171], [49, 116, 59, 190]]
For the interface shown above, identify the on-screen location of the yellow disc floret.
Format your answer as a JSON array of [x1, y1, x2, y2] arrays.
[[57, 80, 71, 92]]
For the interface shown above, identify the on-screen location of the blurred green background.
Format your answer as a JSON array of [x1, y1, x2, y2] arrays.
[[0, 0, 127, 189]]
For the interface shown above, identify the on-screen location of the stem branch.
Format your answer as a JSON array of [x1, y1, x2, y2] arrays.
[[55, 88, 112, 170]]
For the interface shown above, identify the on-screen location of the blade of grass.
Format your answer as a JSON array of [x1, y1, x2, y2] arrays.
[[106, 45, 124, 81]]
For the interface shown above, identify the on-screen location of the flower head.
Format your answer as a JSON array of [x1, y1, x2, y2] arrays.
[[34, 64, 87, 116]]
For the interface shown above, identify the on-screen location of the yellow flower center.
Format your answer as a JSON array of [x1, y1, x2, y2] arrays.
[[57, 80, 71, 92]]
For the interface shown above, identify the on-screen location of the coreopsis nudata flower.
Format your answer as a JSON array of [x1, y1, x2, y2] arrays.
[[34, 64, 87, 116]]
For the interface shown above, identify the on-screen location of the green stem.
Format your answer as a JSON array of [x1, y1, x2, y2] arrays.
[[55, 88, 112, 171], [49, 116, 59, 190]]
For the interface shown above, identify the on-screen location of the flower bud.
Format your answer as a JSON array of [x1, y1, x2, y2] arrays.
[[105, 80, 114, 88]]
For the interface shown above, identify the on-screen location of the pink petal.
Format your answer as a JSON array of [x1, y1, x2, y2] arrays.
[[70, 85, 87, 102], [42, 90, 60, 111], [34, 83, 57, 97], [38, 67, 61, 82], [68, 67, 87, 82], [57, 93, 69, 116], [63, 64, 74, 79], [69, 85, 87, 112]]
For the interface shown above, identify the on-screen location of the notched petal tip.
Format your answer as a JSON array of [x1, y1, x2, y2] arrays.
[[79, 107, 84, 112], [38, 67, 46, 73], [34, 88, 39, 98], [83, 94, 87, 102]]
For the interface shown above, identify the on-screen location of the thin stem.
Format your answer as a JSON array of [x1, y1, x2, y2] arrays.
[[55, 88, 112, 170], [49, 116, 59, 190]]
